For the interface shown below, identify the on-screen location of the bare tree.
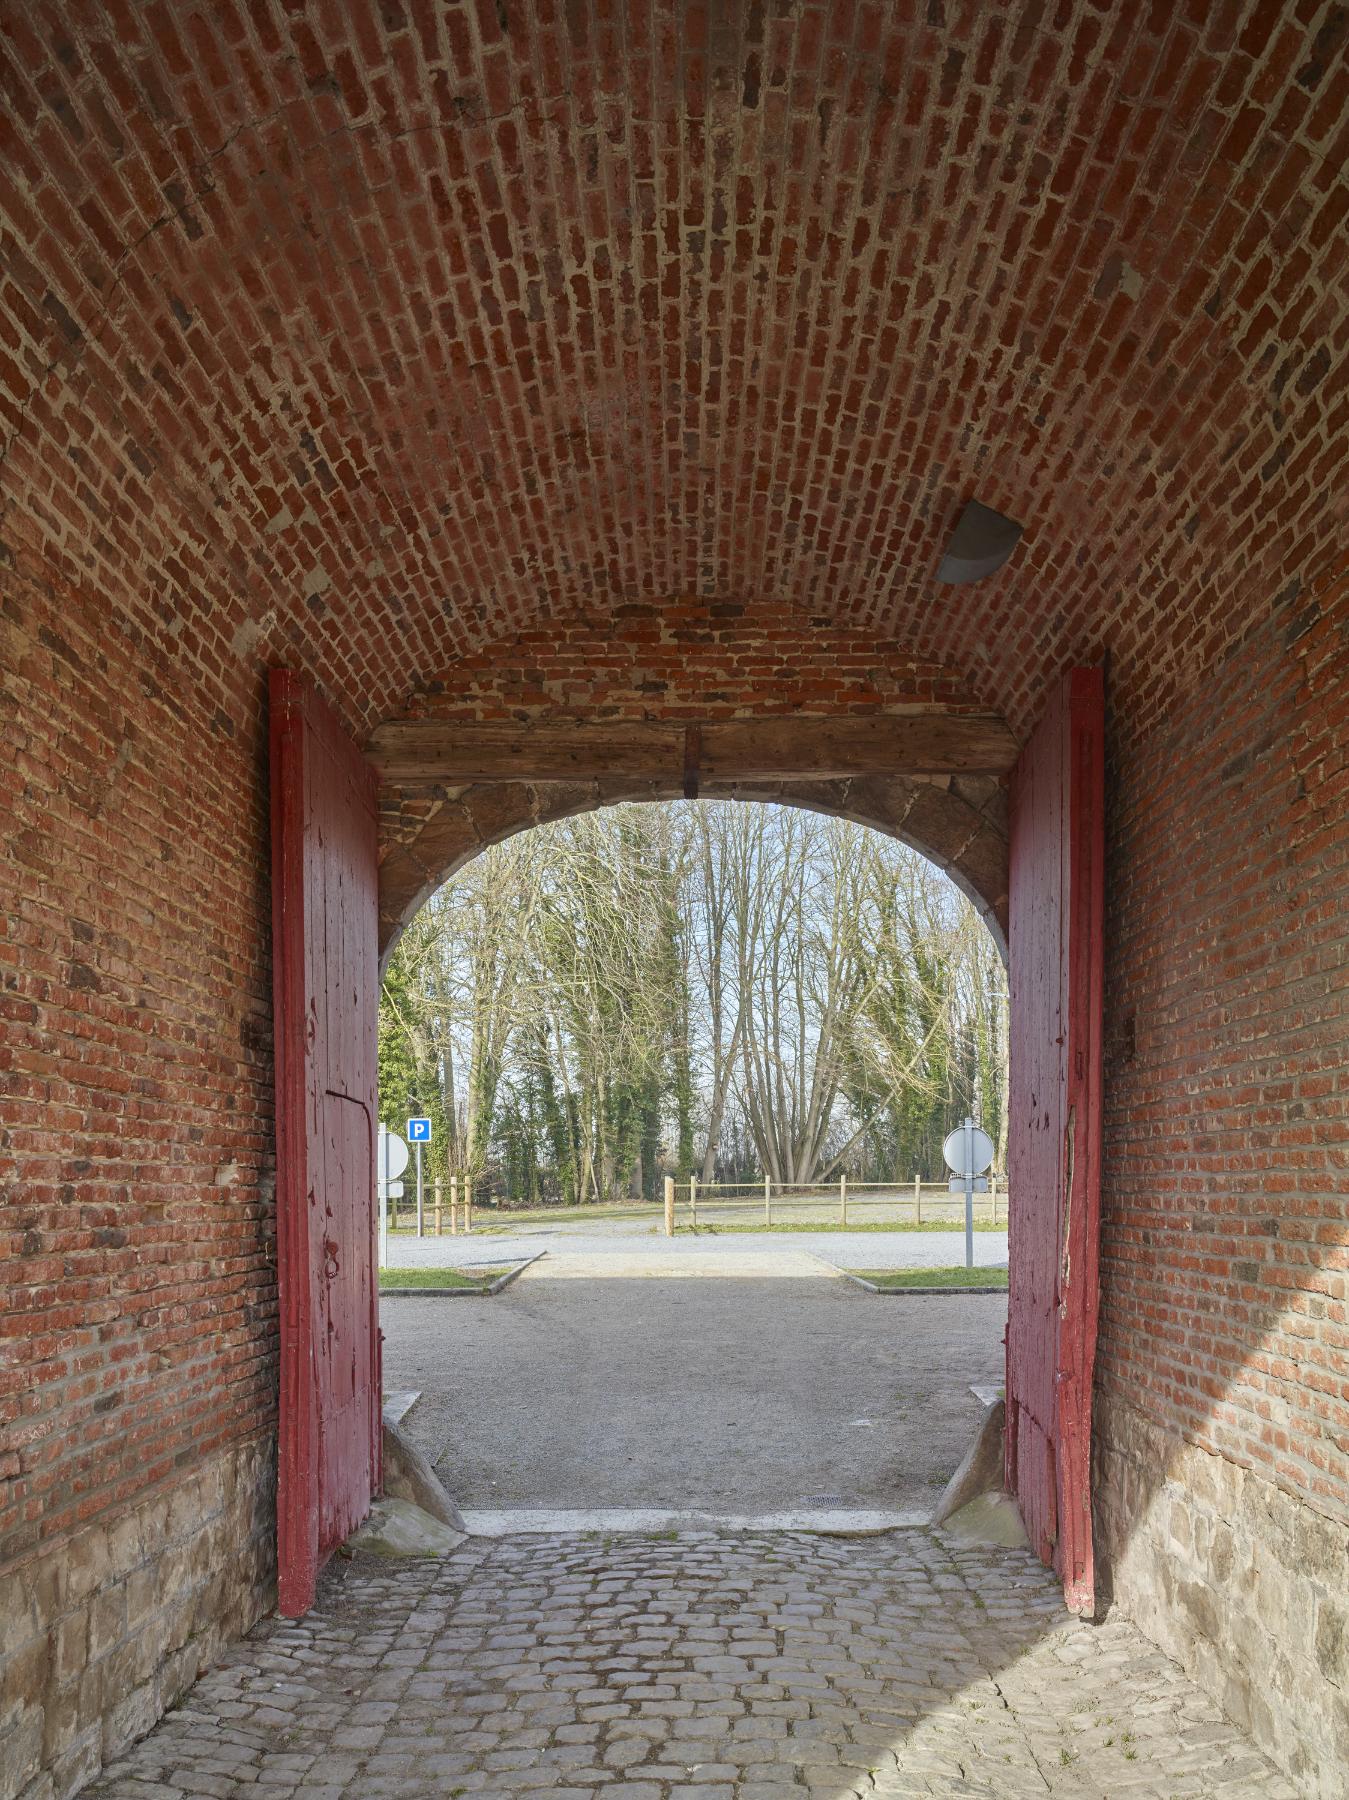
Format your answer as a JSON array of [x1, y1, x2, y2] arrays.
[[685, 803, 749, 1182], [523, 810, 682, 1202], [378, 799, 1009, 1204], [728, 811, 877, 1184]]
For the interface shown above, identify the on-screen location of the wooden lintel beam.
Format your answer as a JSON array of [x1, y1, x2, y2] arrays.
[[700, 715, 1017, 778], [367, 721, 683, 783], [366, 713, 1018, 783]]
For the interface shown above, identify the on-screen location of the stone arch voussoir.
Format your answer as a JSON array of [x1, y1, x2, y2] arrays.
[[377, 772, 1008, 972]]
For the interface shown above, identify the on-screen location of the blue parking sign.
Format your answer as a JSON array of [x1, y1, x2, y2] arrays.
[[407, 1116, 432, 1142]]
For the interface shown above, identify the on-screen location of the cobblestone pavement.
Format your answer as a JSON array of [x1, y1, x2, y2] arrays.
[[85, 1530, 1295, 1799]]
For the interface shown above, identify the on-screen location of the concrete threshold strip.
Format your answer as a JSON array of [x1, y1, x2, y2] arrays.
[[459, 1507, 929, 1535], [373, 1389, 1009, 1551]]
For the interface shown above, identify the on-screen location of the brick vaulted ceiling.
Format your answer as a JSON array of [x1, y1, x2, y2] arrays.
[[1, 1, 1346, 743]]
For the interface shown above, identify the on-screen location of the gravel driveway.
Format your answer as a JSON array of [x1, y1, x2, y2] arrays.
[[381, 1248, 1006, 1520]]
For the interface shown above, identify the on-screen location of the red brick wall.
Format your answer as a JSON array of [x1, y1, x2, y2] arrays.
[[0, 552, 278, 1574], [1098, 559, 1349, 1518], [394, 596, 991, 721], [1, 2, 1344, 759]]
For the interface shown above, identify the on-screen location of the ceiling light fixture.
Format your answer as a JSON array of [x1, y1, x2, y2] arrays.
[[935, 499, 1024, 584]]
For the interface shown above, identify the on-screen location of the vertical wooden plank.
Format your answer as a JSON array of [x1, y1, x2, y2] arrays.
[[270, 671, 381, 1618], [1056, 670, 1106, 1612], [269, 673, 317, 1619], [1006, 666, 1104, 1616]]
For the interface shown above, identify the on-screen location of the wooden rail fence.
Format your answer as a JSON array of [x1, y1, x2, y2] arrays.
[[383, 1174, 1006, 1239], [385, 1176, 475, 1236], [670, 1175, 1006, 1234]]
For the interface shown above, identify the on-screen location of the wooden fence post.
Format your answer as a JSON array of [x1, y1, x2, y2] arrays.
[[764, 1175, 772, 1226], [449, 1173, 458, 1234], [914, 1173, 922, 1225], [465, 1180, 472, 1233], [434, 1179, 443, 1236], [690, 1174, 698, 1226], [664, 1175, 675, 1237], [839, 1172, 847, 1225], [988, 1172, 997, 1224]]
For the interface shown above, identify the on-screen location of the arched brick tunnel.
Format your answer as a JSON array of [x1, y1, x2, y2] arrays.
[[1, 3, 1346, 1795]]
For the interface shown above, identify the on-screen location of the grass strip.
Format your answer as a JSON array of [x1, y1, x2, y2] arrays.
[[851, 1265, 1009, 1290], [378, 1266, 509, 1290]]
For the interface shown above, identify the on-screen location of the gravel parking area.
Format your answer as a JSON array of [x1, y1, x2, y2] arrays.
[[381, 1258, 1006, 1518]]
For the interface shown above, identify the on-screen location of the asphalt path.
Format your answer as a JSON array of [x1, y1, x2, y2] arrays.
[[383, 1216, 1009, 1274]]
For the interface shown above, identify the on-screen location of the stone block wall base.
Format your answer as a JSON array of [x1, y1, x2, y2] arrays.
[[0, 1437, 276, 1800], [1094, 1392, 1348, 1797]]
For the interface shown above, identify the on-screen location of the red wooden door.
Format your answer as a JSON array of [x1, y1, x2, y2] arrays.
[[1005, 666, 1104, 1616], [270, 669, 381, 1617]]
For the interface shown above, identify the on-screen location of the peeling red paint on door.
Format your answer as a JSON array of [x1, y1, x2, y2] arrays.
[[1006, 667, 1105, 1615], [270, 670, 381, 1617]]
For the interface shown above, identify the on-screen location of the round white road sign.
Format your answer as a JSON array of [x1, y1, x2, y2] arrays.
[[377, 1125, 409, 1184], [942, 1124, 995, 1178]]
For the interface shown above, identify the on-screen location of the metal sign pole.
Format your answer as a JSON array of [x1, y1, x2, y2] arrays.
[[942, 1118, 993, 1274], [416, 1141, 424, 1238], [964, 1115, 974, 1270], [378, 1134, 389, 1269]]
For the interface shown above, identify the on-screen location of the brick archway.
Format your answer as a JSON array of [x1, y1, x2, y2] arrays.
[[4, 1, 1347, 1790], [368, 600, 1016, 964]]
